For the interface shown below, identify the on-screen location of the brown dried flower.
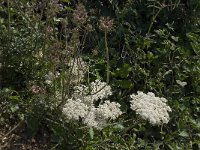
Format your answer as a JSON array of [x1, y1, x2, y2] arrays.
[[73, 4, 88, 24], [52, 0, 59, 4], [60, 47, 74, 64], [86, 24, 93, 31], [46, 26, 53, 34], [64, 46, 74, 56], [31, 85, 46, 94], [99, 17, 114, 31], [92, 48, 98, 56], [50, 42, 61, 64], [52, 41, 61, 50]]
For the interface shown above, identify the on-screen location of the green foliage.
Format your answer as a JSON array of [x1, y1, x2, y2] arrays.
[[187, 31, 200, 56], [0, 0, 200, 149]]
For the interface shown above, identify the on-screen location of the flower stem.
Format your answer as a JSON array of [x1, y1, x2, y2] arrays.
[[7, 0, 10, 33], [105, 31, 110, 84], [147, 8, 162, 34]]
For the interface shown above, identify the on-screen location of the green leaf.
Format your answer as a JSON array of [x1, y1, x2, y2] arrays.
[[61, 0, 71, 3], [114, 63, 133, 78], [179, 131, 189, 138], [171, 36, 179, 42], [10, 105, 19, 113], [116, 80, 133, 89], [26, 117, 39, 138], [9, 96, 20, 102], [187, 32, 200, 55], [64, 6, 73, 11], [113, 124, 124, 130], [176, 80, 187, 87], [89, 128, 94, 140], [166, 144, 174, 150]]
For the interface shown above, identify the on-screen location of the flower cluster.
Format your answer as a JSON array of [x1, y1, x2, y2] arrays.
[[73, 79, 112, 105], [99, 17, 114, 31], [45, 71, 60, 85], [83, 101, 122, 129], [30, 85, 46, 94], [62, 80, 122, 129], [73, 4, 88, 24], [63, 98, 88, 120], [130, 91, 172, 125], [68, 57, 88, 83], [97, 101, 122, 120], [83, 107, 104, 128]]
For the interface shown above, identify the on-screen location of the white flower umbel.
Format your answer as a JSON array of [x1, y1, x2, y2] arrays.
[[89, 79, 112, 101], [130, 91, 172, 125], [73, 79, 112, 106], [83, 107, 106, 129], [62, 79, 122, 129], [62, 98, 88, 121], [83, 101, 122, 129], [68, 57, 88, 83], [97, 101, 122, 120]]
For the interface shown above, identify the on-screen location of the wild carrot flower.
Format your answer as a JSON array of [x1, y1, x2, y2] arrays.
[[130, 91, 172, 125], [62, 80, 122, 129], [83, 100, 122, 129], [63, 98, 88, 120], [73, 79, 112, 106], [97, 101, 122, 120]]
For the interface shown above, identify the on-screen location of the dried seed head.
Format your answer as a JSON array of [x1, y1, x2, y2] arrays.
[[46, 26, 53, 34], [60, 47, 74, 64], [52, 41, 61, 50], [31, 85, 46, 94], [86, 24, 93, 31], [99, 17, 114, 31], [70, 28, 80, 45], [92, 48, 98, 56], [65, 46, 74, 56], [90, 8, 96, 15], [52, 0, 59, 4], [73, 4, 88, 24]]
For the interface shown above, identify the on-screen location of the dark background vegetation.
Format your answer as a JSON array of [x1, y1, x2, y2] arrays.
[[0, 0, 200, 149]]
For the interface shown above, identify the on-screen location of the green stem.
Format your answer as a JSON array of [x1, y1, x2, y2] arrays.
[[105, 31, 110, 84], [80, 28, 88, 51], [7, 0, 10, 33], [147, 8, 162, 34], [4, 0, 11, 69]]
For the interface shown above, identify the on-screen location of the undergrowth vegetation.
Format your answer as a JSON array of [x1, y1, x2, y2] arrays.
[[0, 0, 200, 149]]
